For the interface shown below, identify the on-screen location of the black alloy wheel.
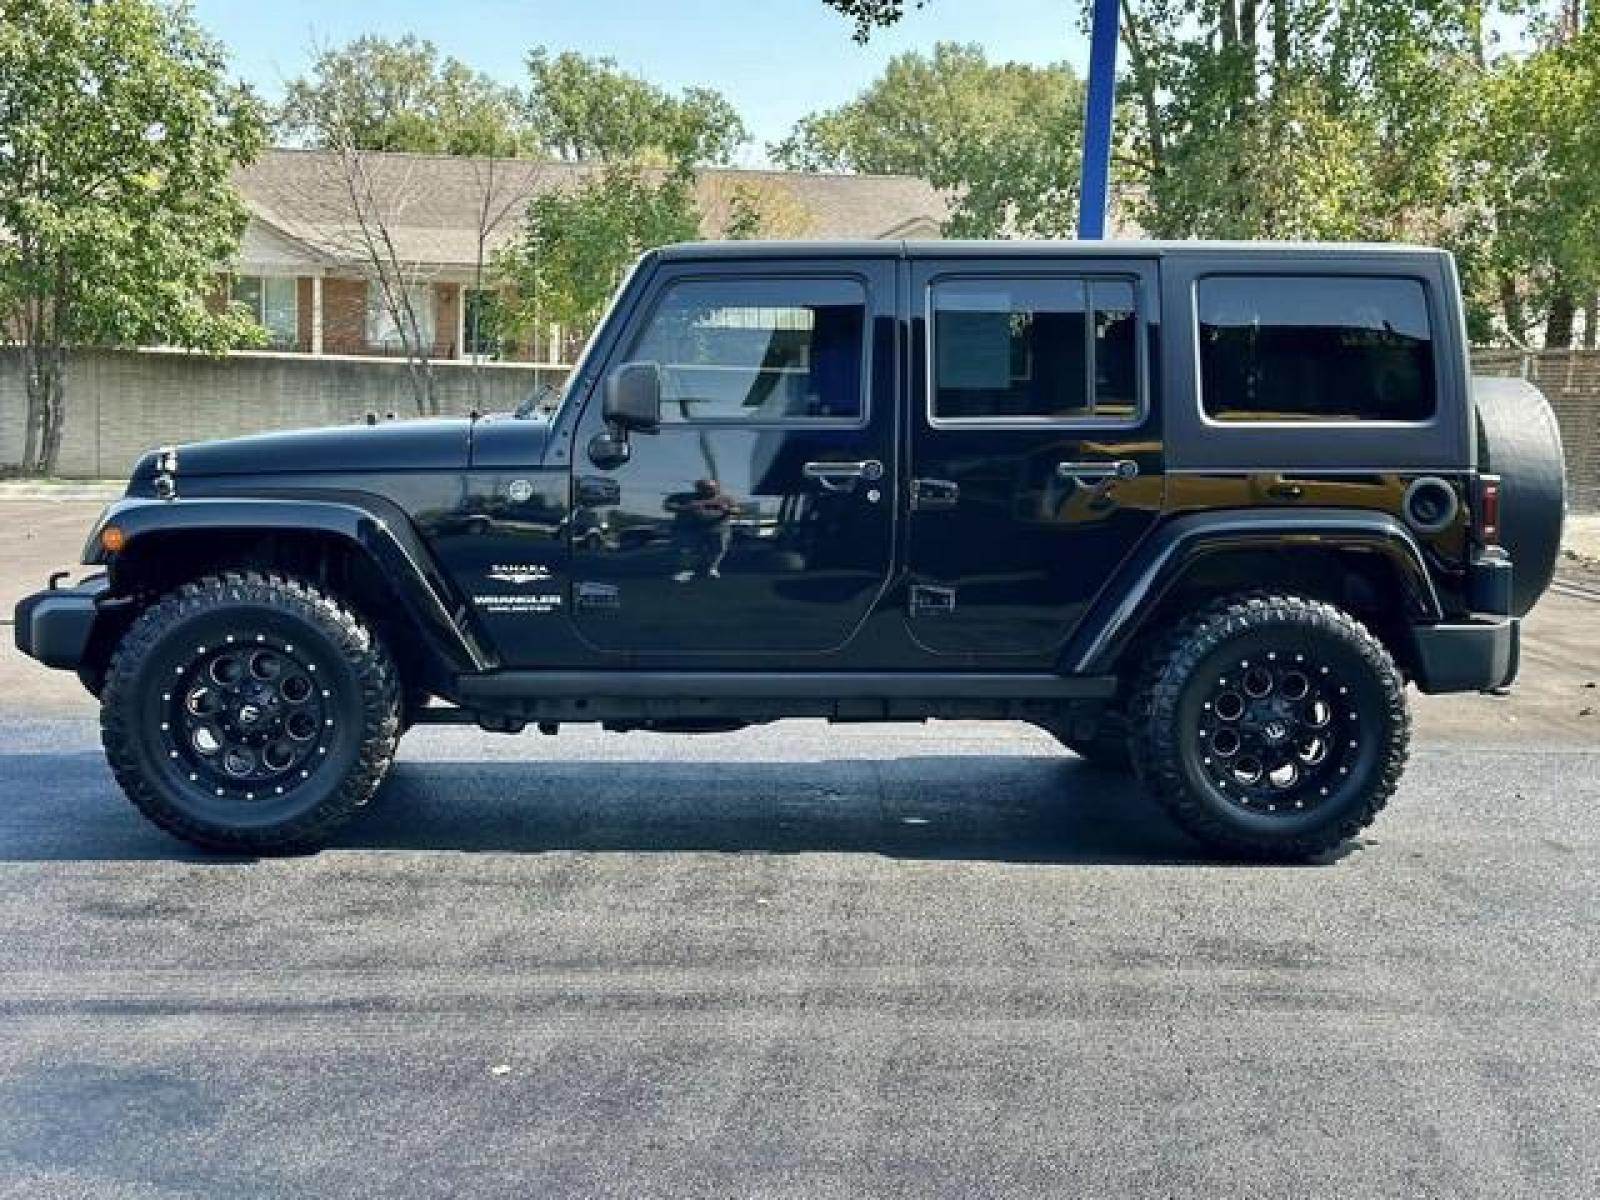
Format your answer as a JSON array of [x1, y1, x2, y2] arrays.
[[1131, 593, 1409, 860], [164, 639, 335, 804], [1194, 653, 1356, 815]]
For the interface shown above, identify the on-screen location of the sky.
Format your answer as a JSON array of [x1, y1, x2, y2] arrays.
[[189, 0, 1090, 164]]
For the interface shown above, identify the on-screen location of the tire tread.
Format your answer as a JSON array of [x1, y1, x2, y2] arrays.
[[1130, 592, 1409, 860], [100, 571, 400, 853]]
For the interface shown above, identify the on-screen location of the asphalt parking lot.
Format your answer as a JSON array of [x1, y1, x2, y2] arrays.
[[1, 499, 1597, 1198]]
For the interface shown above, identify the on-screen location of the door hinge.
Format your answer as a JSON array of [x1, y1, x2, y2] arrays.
[[575, 581, 621, 610], [910, 478, 960, 511], [909, 584, 957, 617]]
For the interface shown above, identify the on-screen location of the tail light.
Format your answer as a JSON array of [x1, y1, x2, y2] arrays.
[[1477, 474, 1502, 546]]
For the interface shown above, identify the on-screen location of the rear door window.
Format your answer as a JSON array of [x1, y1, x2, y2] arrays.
[[929, 276, 1141, 424], [1197, 275, 1436, 423]]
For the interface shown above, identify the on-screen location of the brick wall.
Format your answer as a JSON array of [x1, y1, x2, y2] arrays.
[[1471, 349, 1600, 512], [434, 283, 460, 360], [0, 347, 568, 479], [295, 278, 315, 351], [315, 277, 461, 359], [321, 278, 368, 356]]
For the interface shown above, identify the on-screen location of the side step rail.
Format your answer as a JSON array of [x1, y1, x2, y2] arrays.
[[455, 671, 1117, 702]]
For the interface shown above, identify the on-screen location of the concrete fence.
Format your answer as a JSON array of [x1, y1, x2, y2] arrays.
[[0, 347, 569, 480], [1, 345, 1596, 509]]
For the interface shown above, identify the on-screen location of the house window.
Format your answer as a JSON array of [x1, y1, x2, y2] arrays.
[[232, 275, 298, 348], [463, 288, 502, 358], [366, 282, 436, 353]]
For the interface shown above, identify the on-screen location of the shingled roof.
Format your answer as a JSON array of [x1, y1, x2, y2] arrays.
[[235, 147, 952, 271]]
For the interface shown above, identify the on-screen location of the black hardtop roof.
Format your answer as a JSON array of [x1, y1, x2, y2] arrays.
[[653, 239, 1448, 263]]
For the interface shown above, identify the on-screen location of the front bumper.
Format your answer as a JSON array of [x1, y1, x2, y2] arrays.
[[13, 575, 111, 670], [1411, 615, 1520, 695]]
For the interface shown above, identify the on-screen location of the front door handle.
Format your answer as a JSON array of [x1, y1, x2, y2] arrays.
[[1056, 459, 1140, 482], [803, 459, 884, 492]]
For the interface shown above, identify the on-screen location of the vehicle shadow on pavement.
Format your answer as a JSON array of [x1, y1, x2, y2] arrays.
[[333, 756, 1313, 867], [0, 750, 1344, 866]]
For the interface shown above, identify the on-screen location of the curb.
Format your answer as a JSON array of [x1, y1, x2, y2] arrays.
[[0, 483, 122, 502]]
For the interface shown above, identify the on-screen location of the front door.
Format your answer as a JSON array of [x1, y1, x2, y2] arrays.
[[569, 261, 897, 661], [904, 257, 1165, 662]]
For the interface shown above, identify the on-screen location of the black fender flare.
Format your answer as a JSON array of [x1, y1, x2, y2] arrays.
[[84, 494, 491, 676], [1062, 508, 1444, 675]]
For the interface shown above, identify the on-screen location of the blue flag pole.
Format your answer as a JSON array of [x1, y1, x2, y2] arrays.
[[1077, 0, 1120, 239]]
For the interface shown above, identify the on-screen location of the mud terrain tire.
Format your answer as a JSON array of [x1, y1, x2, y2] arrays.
[[101, 572, 400, 853], [1131, 593, 1409, 861]]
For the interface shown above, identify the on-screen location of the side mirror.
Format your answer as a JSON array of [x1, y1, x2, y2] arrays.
[[603, 361, 662, 434]]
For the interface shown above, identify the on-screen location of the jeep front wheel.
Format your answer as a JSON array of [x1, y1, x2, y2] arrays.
[[1131, 594, 1409, 860], [100, 572, 401, 853]]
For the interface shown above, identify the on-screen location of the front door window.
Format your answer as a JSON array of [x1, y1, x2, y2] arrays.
[[628, 278, 867, 424]]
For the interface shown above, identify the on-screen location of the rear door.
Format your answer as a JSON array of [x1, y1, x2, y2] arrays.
[[904, 256, 1164, 662], [568, 257, 898, 661]]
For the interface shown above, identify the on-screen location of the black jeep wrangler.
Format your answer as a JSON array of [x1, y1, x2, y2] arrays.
[[15, 242, 1567, 858]]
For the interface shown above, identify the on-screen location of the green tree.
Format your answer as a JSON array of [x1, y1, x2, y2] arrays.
[[496, 166, 701, 339], [280, 35, 523, 156], [499, 50, 758, 351], [0, 0, 266, 475], [773, 43, 1085, 237], [1113, 0, 1483, 243], [526, 48, 748, 167], [818, 0, 927, 41], [1473, 15, 1600, 345], [1116, 0, 1600, 345]]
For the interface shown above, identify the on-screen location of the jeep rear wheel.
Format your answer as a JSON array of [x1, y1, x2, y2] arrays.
[[1131, 594, 1409, 860], [101, 572, 400, 853]]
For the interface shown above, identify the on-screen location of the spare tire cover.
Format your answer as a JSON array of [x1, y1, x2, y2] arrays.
[[1472, 376, 1567, 617]]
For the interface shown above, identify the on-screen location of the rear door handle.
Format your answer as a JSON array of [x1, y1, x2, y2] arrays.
[[1056, 459, 1139, 482], [803, 459, 884, 492]]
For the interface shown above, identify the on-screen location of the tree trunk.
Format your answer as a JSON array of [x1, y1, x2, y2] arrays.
[[1271, 0, 1291, 94], [20, 342, 41, 475], [40, 345, 67, 474], [402, 355, 437, 418], [421, 358, 437, 416], [1583, 293, 1598, 349], [1546, 290, 1577, 349], [20, 343, 68, 477], [1119, 0, 1169, 228], [1499, 276, 1527, 346]]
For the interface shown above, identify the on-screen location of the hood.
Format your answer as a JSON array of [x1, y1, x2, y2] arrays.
[[138, 417, 478, 479]]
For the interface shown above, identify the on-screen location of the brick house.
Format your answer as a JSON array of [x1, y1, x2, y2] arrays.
[[227, 148, 951, 364]]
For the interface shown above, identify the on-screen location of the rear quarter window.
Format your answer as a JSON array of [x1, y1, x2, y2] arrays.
[[1197, 275, 1436, 423]]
